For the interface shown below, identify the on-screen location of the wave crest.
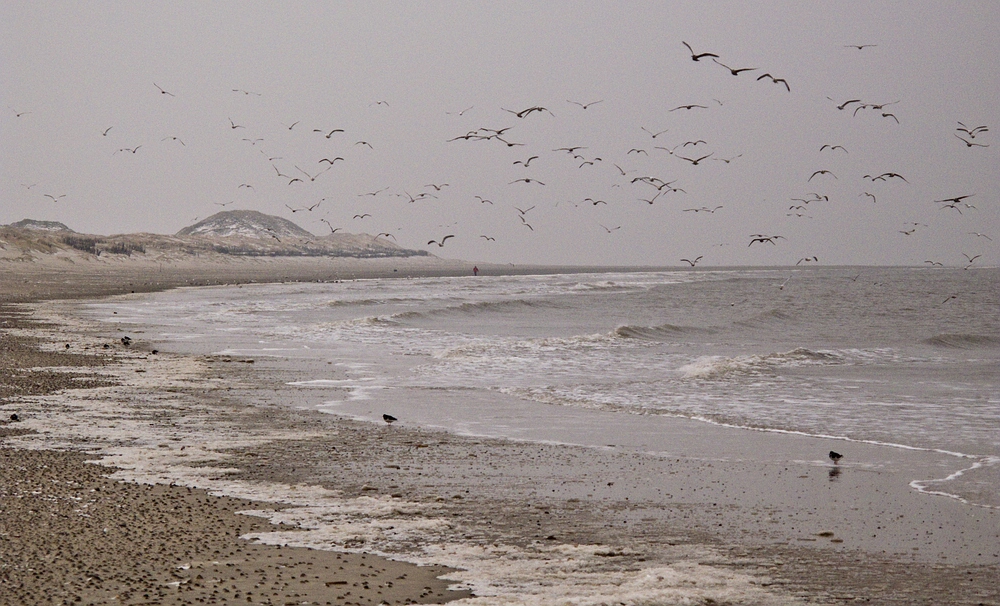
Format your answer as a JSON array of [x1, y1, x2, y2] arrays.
[[923, 334, 1000, 349]]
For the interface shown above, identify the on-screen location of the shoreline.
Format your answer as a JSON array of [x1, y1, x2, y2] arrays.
[[3, 259, 1000, 604]]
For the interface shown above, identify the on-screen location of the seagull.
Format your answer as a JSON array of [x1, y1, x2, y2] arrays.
[[829, 98, 862, 111], [474, 195, 494, 205], [627, 148, 649, 155], [670, 104, 708, 112], [513, 156, 539, 167], [320, 219, 342, 233], [749, 235, 785, 246], [353, 213, 371, 219], [674, 153, 713, 165], [844, 44, 876, 50], [756, 73, 790, 91], [808, 170, 837, 181], [446, 105, 474, 116], [829, 451, 843, 464], [316, 128, 345, 138], [712, 154, 743, 164], [955, 134, 988, 148], [968, 232, 993, 241], [427, 235, 455, 247], [963, 253, 982, 264], [680, 256, 703, 266], [510, 178, 544, 185], [860, 192, 877, 203], [228, 118, 244, 129], [712, 58, 756, 75], [282, 121, 300, 130], [683, 206, 723, 213], [681, 140, 708, 147], [502, 106, 554, 118], [214, 200, 235, 207], [514, 205, 535, 215], [232, 88, 261, 96], [598, 223, 621, 233], [154, 83, 175, 97], [375, 232, 396, 241], [682, 41, 719, 61], [355, 140, 373, 148], [318, 157, 345, 165], [568, 99, 603, 109], [820, 144, 848, 153], [295, 165, 331, 182], [382, 413, 397, 424], [102, 126, 113, 137], [115, 146, 141, 154], [553, 146, 587, 154], [641, 127, 670, 138], [924, 260, 943, 266], [425, 183, 450, 191], [956, 122, 988, 138], [43, 194, 67, 201], [796, 256, 819, 265], [881, 112, 899, 124], [359, 187, 389, 197], [162, 136, 186, 145]]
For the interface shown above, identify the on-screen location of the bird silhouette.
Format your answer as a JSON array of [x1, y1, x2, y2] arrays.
[[353, 213, 372, 219], [820, 144, 848, 153], [808, 170, 837, 181], [228, 118, 244, 129], [513, 156, 539, 167], [510, 178, 545, 185], [568, 99, 603, 109], [154, 83, 175, 97], [680, 256, 703, 266], [102, 126, 113, 136], [682, 41, 719, 61], [674, 152, 713, 165], [670, 104, 708, 112], [756, 73, 790, 91], [598, 223, 621, 233], [955, 134, 988, 148], [641, 127, 670, 138], [480, 235, 496, 241], [382, 413, 397, 424], [712, 59, 756, 75], [844, 44, 876, 50], [427, 235, 455, 246], [956, 122, 988, 138]]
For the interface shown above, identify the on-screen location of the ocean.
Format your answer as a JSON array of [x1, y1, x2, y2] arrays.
[[72, 266, 1000, 601]]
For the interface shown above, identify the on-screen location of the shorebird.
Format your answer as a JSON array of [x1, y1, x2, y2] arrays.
[[568, 99, 603, 109], [680, 256, 703, 266], [382, 413, 397, 424], [154, 83, 175, 97], [712, 58, 756, 75], [682, 41, 718, 61], [427, 235, 454, 247], [829, 451, 843, 464], [756, 73, 790, 91]]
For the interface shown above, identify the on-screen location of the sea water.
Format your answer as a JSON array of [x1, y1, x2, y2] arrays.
[[73, 266, 1000, 600]]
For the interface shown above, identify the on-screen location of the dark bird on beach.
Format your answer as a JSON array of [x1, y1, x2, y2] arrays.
[[382, 413, 397, 424], [712, 58, 756, 76], [829, 451, 843, 463], [154, 83, 175, 97], [9, 414, 19, 422], [756, 73, 790, 91], [682, 41, 719, 61], [680, 256, 703, 266], [427, 235, 455, 247]]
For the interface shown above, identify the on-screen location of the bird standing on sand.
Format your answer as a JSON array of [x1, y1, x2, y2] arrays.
[[829, 451, 843, 464], [382, 414, 397, 424]]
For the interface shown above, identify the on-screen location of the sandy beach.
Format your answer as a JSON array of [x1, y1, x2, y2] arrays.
[[2, 256, 999, 605]]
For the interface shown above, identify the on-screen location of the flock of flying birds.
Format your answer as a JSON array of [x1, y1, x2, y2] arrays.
[[10, 41, 994, 268]]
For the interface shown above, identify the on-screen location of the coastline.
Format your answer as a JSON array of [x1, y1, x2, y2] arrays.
[[2, 259, 999, 605]]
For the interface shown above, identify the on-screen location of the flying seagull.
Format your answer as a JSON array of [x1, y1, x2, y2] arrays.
[[682, 41, 718, 61], [712, 58, 756, 76], [154, 83, 175, 97], [568, 99, 603, 109], [427, 235, 455, 247], [680, 256, 703, 266], [756, 73, 790, 91]]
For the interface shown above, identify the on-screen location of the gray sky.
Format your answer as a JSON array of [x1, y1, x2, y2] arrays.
[[3, 1, 998, 266]]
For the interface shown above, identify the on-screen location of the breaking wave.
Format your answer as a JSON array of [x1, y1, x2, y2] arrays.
[[679, 347, 841, 379], [922, 334, 1000, 349]]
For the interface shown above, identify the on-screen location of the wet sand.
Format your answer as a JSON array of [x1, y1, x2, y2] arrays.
[[3, 258, 1000, 605]]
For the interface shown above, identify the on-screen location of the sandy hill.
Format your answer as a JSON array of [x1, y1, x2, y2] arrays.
[[8, 219, 76, 233], [176, 210, 313, 239]]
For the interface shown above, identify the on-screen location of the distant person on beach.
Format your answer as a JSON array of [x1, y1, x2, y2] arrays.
[[473, 266, 479, 276]]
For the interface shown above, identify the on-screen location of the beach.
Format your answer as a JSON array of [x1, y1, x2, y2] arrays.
[[2, 258, 999, 605]]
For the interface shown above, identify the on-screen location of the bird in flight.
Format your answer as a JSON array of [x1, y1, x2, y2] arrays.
[[43, 194, 67, 201], [502, 106, 554, 118], [641, 127, 669, 138], [154, 83, 175, 97], [674, 152, 713, 165], [353, 213, 372, 219], [553, 146, 587, 154], [510, 178, 544, 185], [295, 165, 331, 182], [796, 256, 819, 265], [514, 205, 535, 216], [446, 105, 474, 116], [598, 223, 621, 234], [427, 235, 455, 247], [319, 157, 345, 165], [955, 134, 988, 147], [820, 144, 848, 153], [683, 206, 723, 213], [359, 187, 390, 197], [474, 195, 494, 205], [375, 232, 396, 241], [749, 234, 785, 246], [513, 156, 539, 167], [829, 98, 862, 111], [712, 58, 756, 76], [320, 219, 341, 234], [680, 256, 703, 266], [232, 88, 261, 96], [315, 128, 345, 138], [568, 99, 603, 109], [844, 44, 876, 50], [881, 112, 900, 124], [214, 200, 235, 207], [956, 122, 988, 138], [237, 183, 254, 191], [968, 232, 993, 241], [102, 126, 113, 137], [228, 118, 244, 129], [425, 183, 450, 191], [808, 170, 837, 181], [682, 41, 718, 61], [162, 136, 186, 145], [670, 104, 708, 112], [756, 73, 790, 91], [115, 146, 141, 154], [860, 192, 877, 204], [480, 235, 496, 241]]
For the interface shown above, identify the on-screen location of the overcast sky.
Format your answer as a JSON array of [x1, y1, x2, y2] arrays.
[[3, 2, 998, 267]]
